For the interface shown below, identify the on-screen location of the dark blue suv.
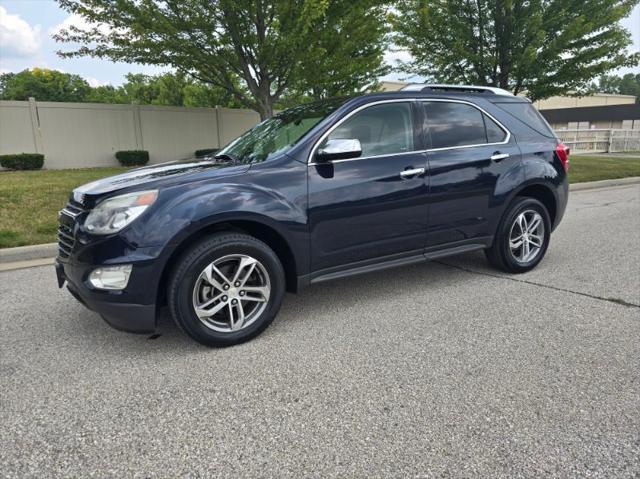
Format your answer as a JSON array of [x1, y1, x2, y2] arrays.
[[56, 84, 569, 346]]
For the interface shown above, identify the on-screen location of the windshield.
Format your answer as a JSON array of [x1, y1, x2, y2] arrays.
[[216, 98, 347, 164]]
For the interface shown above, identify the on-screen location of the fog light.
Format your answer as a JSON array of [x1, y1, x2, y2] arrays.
[[89, 265, 132, 290]]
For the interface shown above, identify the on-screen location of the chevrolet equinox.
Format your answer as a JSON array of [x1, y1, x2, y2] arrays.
[[56, 84, 569, 346]]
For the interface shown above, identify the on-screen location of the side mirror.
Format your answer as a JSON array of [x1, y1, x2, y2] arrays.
[[316, 138, 362, 162]]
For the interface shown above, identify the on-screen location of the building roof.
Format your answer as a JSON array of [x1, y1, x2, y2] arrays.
[[540, 103, 640, 123]]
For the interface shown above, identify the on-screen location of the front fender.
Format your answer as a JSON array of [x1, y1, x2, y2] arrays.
[[120, 158, 309, 286]]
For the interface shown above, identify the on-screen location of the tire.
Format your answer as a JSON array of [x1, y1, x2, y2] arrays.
[[168, 233, 286, 347], [485, 197, 551, 274]]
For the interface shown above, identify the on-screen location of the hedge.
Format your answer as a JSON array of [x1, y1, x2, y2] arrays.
[[115, 150, 150, 167], [195, 148, 219, 158], [0, 153, 45, 170]]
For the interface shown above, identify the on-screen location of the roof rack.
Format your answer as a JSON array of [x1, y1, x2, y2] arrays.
[[400, 83, 514, 97]]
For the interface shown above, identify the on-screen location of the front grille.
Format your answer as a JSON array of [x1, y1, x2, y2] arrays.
[[60, 201, 85, 219], [57, 201, 88, 261], [57, 223, 75, 259]]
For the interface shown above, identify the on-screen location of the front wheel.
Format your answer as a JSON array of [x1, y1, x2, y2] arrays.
[[168, 233, 285, 347], [485, 197, 551, 273]]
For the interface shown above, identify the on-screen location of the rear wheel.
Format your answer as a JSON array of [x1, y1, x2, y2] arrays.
[[168, 233, 285, 346], [485, 197, 551, 273]]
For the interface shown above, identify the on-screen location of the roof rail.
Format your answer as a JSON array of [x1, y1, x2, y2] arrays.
[[400, 83, 514, 97]]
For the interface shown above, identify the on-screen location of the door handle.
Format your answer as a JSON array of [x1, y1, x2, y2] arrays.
[[400, 167, 425, 178], [490, 152, 510, 161]]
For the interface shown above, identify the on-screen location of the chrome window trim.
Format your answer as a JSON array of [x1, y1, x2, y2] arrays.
[[420, 99, 511, 151], [307, 99, 418, 165], [307, 98, 511, 166]]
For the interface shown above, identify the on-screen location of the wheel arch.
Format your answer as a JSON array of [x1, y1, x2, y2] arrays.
[[513, 182, 558, 227], [157, 216, 300, 307]]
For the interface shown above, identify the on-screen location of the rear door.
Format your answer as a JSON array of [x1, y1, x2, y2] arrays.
[[307, 100, 429, 273], [422, 100, 522, 248]]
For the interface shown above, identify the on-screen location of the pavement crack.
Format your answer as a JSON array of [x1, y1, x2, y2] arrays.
[[436, 261, 640, 309]]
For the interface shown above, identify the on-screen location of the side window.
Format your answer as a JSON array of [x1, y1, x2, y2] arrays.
[[424, 102, 506, 148], [326, 103, 414, 157], [484, 115, 507, 143]]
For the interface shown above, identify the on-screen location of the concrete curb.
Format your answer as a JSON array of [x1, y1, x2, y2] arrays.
[[0, 243, 58, 264], [1, 176, 639, 267], [569, 176, 640, 192]]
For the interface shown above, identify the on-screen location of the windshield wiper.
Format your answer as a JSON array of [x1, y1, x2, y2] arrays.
[[213, 153, 238, 164]]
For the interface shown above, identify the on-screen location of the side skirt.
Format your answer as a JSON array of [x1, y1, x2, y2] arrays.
[[297, 238, 491, 290]]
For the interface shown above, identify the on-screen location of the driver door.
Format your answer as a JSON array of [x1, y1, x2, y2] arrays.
[[307, 101, 429, 273]]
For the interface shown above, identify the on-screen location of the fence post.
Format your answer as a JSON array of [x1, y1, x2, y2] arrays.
[[624, 130, 628, 152], [27, 97, 44, 154], [132, 104, 144, 150], [215, 107, 223, 148], [607, 130, 613, 153]]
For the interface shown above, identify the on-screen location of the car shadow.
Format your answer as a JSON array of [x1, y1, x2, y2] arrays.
[[75, 251, 488, 354]]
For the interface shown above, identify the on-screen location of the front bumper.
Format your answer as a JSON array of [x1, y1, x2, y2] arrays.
[[56, 259, 157, 334]]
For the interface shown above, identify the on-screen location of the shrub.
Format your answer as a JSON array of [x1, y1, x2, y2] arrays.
[[195, 148, 219, 158], [0, 153, 45, 170], [115, 150, 149, 167]]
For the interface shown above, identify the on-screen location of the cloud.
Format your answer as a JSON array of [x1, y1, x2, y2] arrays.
[[0, 6, 41, 58], [384, 48, 413, 68], [86, 76, 110, 87], [50, 13, 112, 37]]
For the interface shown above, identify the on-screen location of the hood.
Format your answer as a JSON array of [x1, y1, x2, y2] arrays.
[[73, 157, 247, 206]]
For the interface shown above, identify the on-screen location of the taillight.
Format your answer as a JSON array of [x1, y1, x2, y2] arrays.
[[556, 143, 570, 172]]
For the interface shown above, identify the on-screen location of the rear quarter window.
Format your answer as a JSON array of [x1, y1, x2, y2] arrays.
[[494, 102, 556, 138]]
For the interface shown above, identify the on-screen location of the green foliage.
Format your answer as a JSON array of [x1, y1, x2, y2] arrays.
[[85, 84, 127, 104], [596, 73, 640, 101], [109, 72, 243, 108], [195, 148, 219, 158], [114, 150, 150, 167], [392, 0, 640, 101], [0, 68, 90, 102], [54, 0, 389, 119], [291, 0, 389, 100], [0, 153, 45, 170], [0, 68, 243, 108]]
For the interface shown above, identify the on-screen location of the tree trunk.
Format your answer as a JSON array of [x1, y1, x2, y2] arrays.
[[255, 80, 274, 120], [256, 100, 273, 121]]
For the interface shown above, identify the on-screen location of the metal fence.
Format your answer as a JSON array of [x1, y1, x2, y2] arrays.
[[555, 129, 640, 153]]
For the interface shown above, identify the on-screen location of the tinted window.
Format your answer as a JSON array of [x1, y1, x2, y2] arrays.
[[485, 115, 507, 143], [325, 102, 414, 157], [495, 101, 555, 138], [425, 102, 487, 148]]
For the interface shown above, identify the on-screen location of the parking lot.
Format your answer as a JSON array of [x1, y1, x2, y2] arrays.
[[1, 184, 639, 478]]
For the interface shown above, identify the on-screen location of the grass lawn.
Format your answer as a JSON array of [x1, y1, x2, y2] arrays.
[[570, 155, 640, 184], [0, 168, 127, 248], [0, 155, 639, 249]]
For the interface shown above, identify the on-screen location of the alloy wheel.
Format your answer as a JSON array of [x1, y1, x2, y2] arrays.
[[508, 209, 545, 264], [192, 254, 271, 332]]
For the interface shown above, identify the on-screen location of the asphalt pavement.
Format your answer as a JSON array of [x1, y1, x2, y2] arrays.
[[1, 184, 639, 478]]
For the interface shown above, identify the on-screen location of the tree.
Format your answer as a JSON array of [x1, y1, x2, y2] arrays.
[[85, 84, 126, 103], [392, 0, 640, 101], [54, 0, 389, 119], [0, 68, 91, 102], [596, 73, 640, 101], [293, 0, 389, 100]]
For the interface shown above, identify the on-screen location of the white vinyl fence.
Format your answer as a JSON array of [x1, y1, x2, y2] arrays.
[[0, 99, 261, 169], [555, 129, 640, 154]]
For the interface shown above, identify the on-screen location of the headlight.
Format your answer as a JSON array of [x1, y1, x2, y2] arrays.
[[84, 190, 158, 235]]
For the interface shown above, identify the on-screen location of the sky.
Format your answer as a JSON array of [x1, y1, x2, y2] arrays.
[[0, 0, 639, 86]]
